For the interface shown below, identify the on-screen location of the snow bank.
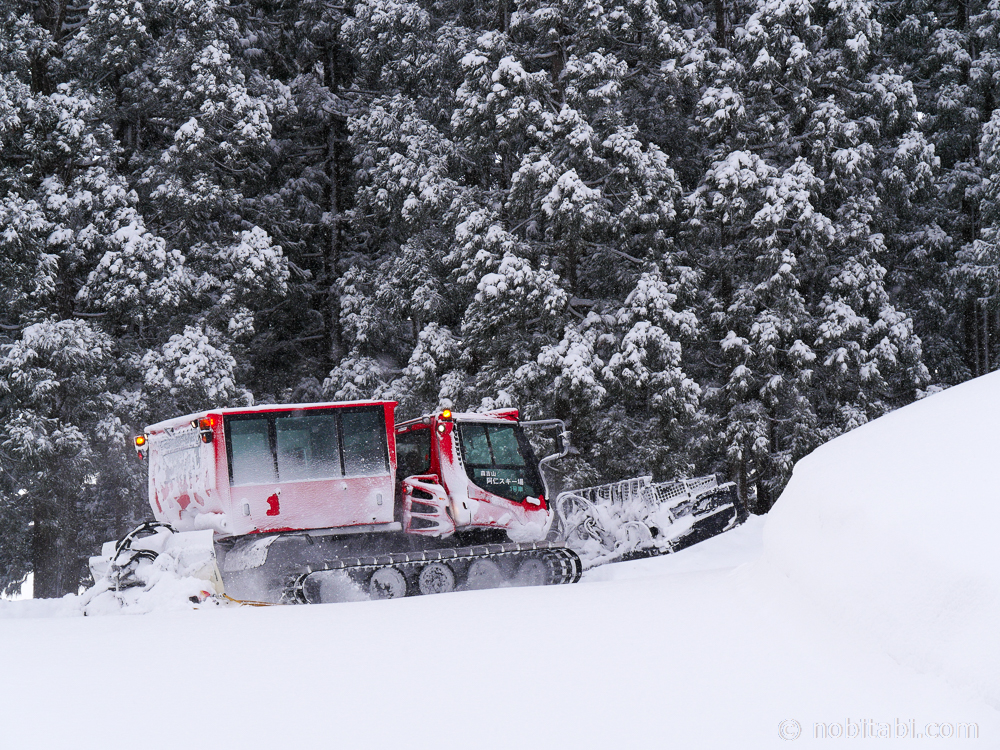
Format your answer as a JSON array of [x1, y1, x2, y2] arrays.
[[0, 595, 79, 619], [761, 371, 1000, 708], [2, 512, 996, 748]]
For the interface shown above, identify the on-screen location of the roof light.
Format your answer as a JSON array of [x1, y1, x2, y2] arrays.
[[197, 418, 215, 443], [441, 409, 452, 420], [134, 434, 147, 461]]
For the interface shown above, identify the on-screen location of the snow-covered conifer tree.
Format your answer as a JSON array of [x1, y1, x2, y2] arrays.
[[685, 0, 930, 509], [0, 321, 141, 598]]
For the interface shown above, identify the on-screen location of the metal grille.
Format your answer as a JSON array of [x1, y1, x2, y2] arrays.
[[648, 476, 718, 505], [561, 476, 653, 507], [559, 475, 719, 510]]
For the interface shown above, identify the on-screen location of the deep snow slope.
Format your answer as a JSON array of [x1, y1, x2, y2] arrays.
[[2, 374, 1000, 748], [762, 371, 1000, 711], [0, 517, 995, 749]]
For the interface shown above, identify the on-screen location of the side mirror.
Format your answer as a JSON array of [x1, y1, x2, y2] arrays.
[[558, 429, 579, 457]]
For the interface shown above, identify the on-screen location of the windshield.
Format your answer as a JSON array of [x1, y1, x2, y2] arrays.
[[458, 422, 544, 503]]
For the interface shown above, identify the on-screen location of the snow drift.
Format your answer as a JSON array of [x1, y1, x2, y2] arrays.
[[761, 371, 1000, 708]]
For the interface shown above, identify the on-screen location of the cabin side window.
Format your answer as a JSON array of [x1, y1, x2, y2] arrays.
[[396, 427, 431, 479], [225, 406, 389, 486], [341, 409, 390, 477], [228, 418, 276, 485], [275, 412, 342, 481]]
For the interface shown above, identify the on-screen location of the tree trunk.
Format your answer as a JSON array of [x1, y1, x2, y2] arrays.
[[31, 496, 63, 599], [324, 43, 346, 370], [715, 0, 727, 47], [983, 300, 990, 374], [964, 297, 982, 377], [754, 477, 772, 515], [734, 445, 750, 514]]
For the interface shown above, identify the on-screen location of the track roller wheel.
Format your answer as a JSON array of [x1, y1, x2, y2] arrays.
[[418, 562, 456, 595], [368, 567, 407, 599], [465, 559, 503, 590], [514, 556, 550, 586]]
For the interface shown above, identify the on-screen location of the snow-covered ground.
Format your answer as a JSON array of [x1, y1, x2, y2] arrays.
[[3, 373, 1000, 749]]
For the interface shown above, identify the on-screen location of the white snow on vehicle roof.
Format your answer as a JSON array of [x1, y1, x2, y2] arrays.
[[146, 399, 398, 432]]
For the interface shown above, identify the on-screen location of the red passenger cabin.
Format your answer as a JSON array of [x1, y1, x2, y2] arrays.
[[142, 401, 398, 537]]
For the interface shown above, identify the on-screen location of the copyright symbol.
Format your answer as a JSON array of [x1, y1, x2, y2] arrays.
[[778, 719, 802, 740]]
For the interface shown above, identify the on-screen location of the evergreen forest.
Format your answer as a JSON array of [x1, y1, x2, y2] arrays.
[[1, 0, 996, 596]]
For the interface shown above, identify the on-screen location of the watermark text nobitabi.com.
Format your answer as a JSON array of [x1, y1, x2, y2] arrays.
[[778, 718, 979, 740]]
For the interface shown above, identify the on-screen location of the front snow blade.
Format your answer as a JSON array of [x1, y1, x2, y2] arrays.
[[552, 475, 745, 568]]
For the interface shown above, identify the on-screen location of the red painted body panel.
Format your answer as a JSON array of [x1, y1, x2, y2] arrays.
[[226, 472, 394, 535]]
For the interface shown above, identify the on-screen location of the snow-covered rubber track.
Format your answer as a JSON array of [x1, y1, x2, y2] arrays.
[[285, 541, 583, 603]]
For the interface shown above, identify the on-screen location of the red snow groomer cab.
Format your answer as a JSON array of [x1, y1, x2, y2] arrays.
[[394, 407, 556, 541], [135, 402, 581, 602]]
